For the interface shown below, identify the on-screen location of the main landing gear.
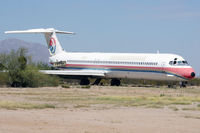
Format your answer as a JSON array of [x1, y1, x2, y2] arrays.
[[80, 78, 90, 85], [80, 78, 121, 86], [80, 78, 102, 85], [92, 78, 102, 85], [111, 79, 121, 86]]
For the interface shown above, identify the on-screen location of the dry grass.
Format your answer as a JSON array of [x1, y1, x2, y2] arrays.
[[0, 86, 200, 110], [0, 100, 55, 110], [184, 115, 200, 119]]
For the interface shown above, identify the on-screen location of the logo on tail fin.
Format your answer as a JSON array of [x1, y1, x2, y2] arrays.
[[49, 37, 56, 54]]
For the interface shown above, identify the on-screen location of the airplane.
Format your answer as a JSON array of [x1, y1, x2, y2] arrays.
[[5, 28, 195, 87]]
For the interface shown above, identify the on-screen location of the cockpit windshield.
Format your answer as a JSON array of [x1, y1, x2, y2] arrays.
[[169, 60, 189, 66]]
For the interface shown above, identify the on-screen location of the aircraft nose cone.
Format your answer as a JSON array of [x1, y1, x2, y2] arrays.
[[191, 72, 195, 78], [181, 68, 195, 79]]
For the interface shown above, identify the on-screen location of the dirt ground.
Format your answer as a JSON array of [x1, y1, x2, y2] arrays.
[[0, 108, 200, 133], [0, 86, 200, 133]]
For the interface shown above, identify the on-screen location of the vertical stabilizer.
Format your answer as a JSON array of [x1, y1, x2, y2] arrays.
[[44, 31, 63, 55], [5, 28, 75, 56]]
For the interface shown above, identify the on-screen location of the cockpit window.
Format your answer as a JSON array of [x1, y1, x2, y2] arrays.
[[182, 61, 188, 64], [169, 60, 189, 66], [174, 61, 177, 65]]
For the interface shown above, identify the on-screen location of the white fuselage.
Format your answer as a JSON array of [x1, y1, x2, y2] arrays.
[[49, 51, 195, 81]]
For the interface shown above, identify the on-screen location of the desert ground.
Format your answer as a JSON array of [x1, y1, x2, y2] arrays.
[[0, 86, 200, 133]]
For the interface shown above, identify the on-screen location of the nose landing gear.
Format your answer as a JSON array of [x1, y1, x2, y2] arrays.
[[180, 81, 187, 88], [168, 81, 188, 88]]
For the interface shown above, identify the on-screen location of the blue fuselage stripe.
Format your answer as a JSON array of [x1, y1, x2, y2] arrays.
[[58, 66, 187, 80]]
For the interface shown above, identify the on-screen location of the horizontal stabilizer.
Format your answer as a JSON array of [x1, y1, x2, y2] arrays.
[[5, 28, 75, 34]]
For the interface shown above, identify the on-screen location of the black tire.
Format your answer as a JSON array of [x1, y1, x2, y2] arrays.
[[80, 78, 90, 85], [180, 81, 187, 88], [111, 79, 121, 86]]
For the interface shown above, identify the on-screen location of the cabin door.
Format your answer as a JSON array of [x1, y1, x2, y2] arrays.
[[161, 62, 166, 73]]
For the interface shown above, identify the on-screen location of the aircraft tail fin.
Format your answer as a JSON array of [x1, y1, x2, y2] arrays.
[[5, 28, 75, 56]]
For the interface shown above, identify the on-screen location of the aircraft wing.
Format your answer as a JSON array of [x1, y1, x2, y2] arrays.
[[40, 70, 106, 77]]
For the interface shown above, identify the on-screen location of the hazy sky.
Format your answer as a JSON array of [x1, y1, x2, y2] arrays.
[[0, 0, 200, 75]]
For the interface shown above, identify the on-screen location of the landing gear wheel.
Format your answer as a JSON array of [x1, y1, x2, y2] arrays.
[[92, 78, 102, 85], [168, 83, 177, 89], [111, 79, 121, 86], [80, 78, 90, 85], [180, 81, 187, 88]]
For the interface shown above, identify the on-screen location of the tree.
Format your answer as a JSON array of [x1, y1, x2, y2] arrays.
[[0, 47, 59, 87], [2, 48, 29, 87]]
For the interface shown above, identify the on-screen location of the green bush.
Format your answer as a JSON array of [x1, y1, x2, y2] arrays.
[[81, 85, 91, 89], [0, 72, 8, 86], [0, 47, 60, 87], [188, 78, 200, 86], [34, 61, 55, 70], [61, 84, 70, 88], [20, 65, 59, 87]]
